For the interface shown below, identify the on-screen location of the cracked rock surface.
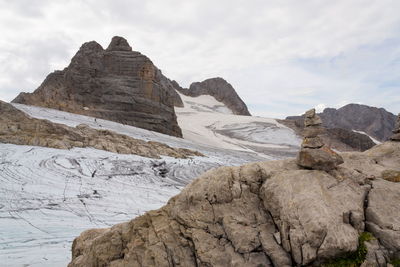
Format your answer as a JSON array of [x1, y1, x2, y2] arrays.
[[68, 142, 400, 266]]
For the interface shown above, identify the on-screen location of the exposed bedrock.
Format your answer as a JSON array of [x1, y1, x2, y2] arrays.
[[12, 36, 183, 137], [0, 100, 201, 159], [69, 141, 400, 267], [177, 77, 251, 116]]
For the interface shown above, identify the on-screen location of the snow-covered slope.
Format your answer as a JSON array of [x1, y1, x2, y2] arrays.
[[1, 98, 300, 266], [176, 93, 301, 158]]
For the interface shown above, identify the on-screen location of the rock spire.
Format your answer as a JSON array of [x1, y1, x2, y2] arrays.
[[390, 113, 400, 141], [297, 108, 344, 171]]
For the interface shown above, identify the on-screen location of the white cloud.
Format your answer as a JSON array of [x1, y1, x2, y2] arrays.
[[0, 0, 399, 117]]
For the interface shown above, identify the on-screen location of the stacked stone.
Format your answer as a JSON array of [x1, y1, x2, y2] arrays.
[[297, 108, 344, 171], [390, 113, 400, 141]]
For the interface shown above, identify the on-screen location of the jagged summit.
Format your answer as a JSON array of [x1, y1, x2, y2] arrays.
[[12, 36, 183, 137], [177, 77, 251, 116], [106, 36, 132, 51], [79, 40, 104, 52]]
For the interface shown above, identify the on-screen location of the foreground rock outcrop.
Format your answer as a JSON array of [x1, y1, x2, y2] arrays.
[[68, 140, 400, 266], [0, 101, 201, 159], [177, 77, 251, 116], [12, 36, 183, 137]]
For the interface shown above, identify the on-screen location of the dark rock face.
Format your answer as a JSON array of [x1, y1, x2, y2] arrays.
[[12, 36, 183, 137], [327, 128, 376, 151], [177, 77, 251, 116], [287, 104, 397, 141]]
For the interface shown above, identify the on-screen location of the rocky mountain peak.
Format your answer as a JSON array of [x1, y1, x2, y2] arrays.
[[106, 36, 132, 52], [79, 41, 104, 52], [177, 77, 251, 116], [286, 103, 397, 142], [12, 36, 183, 137]]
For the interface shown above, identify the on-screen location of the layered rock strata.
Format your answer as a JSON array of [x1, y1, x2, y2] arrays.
[[68, 141, 400, 267], [12, 36, 183, 137], [390, 113, 400, 141], [297, 109, 344, 171], [0, 101, 202, 159], [177, 77, 251, 116]]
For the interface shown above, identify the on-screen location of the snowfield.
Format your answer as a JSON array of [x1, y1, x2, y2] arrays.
[[176, 93, 300, 157], [1, 95, 300, 266]]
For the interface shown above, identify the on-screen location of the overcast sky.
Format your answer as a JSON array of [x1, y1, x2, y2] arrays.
[[1, 0, 399, 118]]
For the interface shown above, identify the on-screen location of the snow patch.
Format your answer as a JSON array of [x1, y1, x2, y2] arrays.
[[353, 130, 382, 144]]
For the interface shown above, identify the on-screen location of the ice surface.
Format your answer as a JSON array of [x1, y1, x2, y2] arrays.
[[176, 92, 301, 156], [2, 96, 301, 266]]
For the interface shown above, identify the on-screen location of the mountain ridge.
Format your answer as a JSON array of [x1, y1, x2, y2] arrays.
[[176, 77, 251, 116], [286, 103, 397, 141]]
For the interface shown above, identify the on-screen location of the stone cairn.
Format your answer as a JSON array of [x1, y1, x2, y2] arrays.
[[297, 108, 344, 171], [390, 113, 400, 141]]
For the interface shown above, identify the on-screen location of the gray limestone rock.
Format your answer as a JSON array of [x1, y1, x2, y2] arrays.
[[177, 77, 251, 116], [261, 170, 366, 265], [0, 100, 201, 159], [297, 147, 344, 171], [67, 142, 400, 267], [12, 36, 183, 137], [297, 108, 343, 171], [301, 136, 324, 148], [287, 104, 397, 142], [366, 179, 400, 258], [390, 114, 400, 141]]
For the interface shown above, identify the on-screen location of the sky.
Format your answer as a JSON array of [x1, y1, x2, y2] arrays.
[[0, 0, 399, 118]]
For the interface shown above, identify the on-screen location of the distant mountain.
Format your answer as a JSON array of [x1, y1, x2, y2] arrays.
[[176, 77, 251, 116], [286, 103, 397, 141], [278, 119, 376, 152], [12, 36, 183, 137]]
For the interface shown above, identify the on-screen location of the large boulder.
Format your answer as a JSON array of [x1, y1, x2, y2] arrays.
[[12, 36, 183, 137], [297, 146, 344, 171], [68, 141, 400, 267], [365, 179, 400, 259]]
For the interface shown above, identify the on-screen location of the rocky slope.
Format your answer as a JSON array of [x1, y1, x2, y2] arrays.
[[0, 100, 200, 159], [279, 118, 376, 152], [286, 104, 397, 142], [12, 36, 183, 137], [177, 77, 251, 116], [68, 141, 400, 267]]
